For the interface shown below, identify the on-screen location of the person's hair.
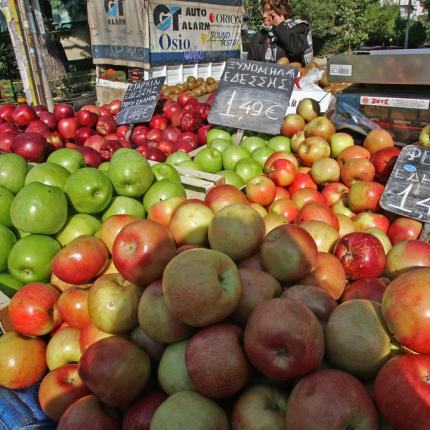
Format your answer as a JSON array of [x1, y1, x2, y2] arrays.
[[262, 0, 291, 18]]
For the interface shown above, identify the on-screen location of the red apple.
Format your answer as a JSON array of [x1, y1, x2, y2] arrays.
[[245, 175, 276, 207], [146, 128, 162, 142], [12, 104, 37, 127], [0, 103, 15, 122], [84, 134, 106, 152], [353, 212, 389, 232], [79, 322, 115, 353], [100, 140, 123, 161], [341, 158, 376, 186], [99, 214, 140, 253], [77, 109, 98, 128], [47, 131, 64, 149], [80, 104, 101, 115], [337, 145, 371, 167], [179, 110, 202, 132], [148, 196, 186, 229], [0, 131, 17, 151], [295, 201, 339, 230], [321, 182, 349, 206], [74, 127, 96, 145], [58, 117, 79, 141], [58, 287, 90, 329], [291, 187, 325, 209], [334, 232, 386, 280], [204, 184, 248, 213], [197, 124, 212, 145], [163, 101, 182, 120], [268, 198, 298, 223], [54, 103, 74, 120], [348, 180, 384, 212], [371, 146, 400, 183], [363, 128, 394, 154], [387, 217, 422, 244], [96, 115, 117, 136], [39, 111, 58, 130], [150, 114, 168, 130], [11, 131, 47, 162], [281, 113, 305, 137], [108, 99, 122, 116], [75, 146, 102, 168], [287, 172, 317, 195], [341, 278, 387, 303], [268, 158, 297, 187]]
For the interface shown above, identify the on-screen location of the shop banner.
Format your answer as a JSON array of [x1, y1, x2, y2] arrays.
[[88, 0, 150, 68], [148, 0, 244, 66]]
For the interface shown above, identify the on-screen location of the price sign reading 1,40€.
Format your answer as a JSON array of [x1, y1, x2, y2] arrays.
[[116, 76, 165, 126], [208, 59, 298, 135], [380, 144, 430, 222]]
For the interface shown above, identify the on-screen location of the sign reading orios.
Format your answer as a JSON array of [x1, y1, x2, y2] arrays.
[[208, 59, 298, 135], [380, 144, 430, 222], [116, 77, 165, 126]]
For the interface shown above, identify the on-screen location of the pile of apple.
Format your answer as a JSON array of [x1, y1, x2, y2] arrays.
[[162, 76, 219, 102], [0, 93, 213, 166]]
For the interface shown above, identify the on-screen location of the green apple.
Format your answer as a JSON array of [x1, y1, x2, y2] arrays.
[[194, 147, 223, 173], [241, 136, 267, 153], [55, 214, 102, 246], [216, 170, 245, 188], [268, 136, 291, 153], [235, 158, 263, 183], [0, 273, 24, 298], [207, 128, 232, 145], [98, 161, 110, 174], [208, 138, 231, 153], [252, 146, 275, 167], [152, 163, 181, 183], [65, 167, 113, 214], [178, 160, 201, 171], [47, 148, 85, 174], [143, 179, 186, 213], [222, 146, 251, 171], [166, 152, 192, 167], [10, 182, 68, 235], [102, 196, 145, 221], [8, 234, 61, 283], [108, 149, 154, 197], [24, 162, 70, 190], [0, 225, 16, 272], [0, 153, 27, 194], [0, 186, 14, 227]]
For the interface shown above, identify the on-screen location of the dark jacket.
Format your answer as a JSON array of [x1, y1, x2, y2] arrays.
[[248, 19, 313, 65]]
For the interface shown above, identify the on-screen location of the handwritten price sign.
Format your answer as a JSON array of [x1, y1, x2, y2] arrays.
[[208, 59, 298, 135]]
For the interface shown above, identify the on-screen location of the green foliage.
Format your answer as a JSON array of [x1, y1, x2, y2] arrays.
[[0, 42, 18, 80]]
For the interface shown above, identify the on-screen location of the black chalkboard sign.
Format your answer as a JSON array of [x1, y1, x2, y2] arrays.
[[208, 59, 298, 135], [116, 77, 165, 126], [380, 145, 430, 222]]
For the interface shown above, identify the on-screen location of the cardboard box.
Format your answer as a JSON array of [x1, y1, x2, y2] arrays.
[[335, 84, 430, 145]]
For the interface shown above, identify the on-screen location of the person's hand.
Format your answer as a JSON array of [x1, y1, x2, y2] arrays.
[[270, 11, 285, 26]]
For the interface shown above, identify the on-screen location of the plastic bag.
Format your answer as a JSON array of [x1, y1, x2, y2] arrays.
[[298, 68, 325, 91]]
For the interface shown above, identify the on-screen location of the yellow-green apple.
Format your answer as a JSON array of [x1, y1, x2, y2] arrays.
[[148, 196, 186, 228], [419, 124, 430, 147], [301, 220, 339, 253], [88, 273, 143, 333], [58, 286, 90, 329], [341, 278, 387, 303], [291, 187, 325, 210], [204, 184, 248, 213], [0, 273, 23, 298], [341, 158, 376, 186], [10, 182, 68, 235], [297, 136, 331, 167], [122, 391, 168, 430], [113, 219, 176, 286], [102, 196, 145, 221], [56, 214, 101, 247], [291, 129, 306, 152], [0, 153, 27, 194], [301, 252, 347, 299], [231, 384, 288, 430], [194, 147, 223, 173], [0, 225, 15, 272], [222, 146, 251, 171], [79, 322, 115, 353], [252, 146, 275, 167], [329, 132, 354, 158], [24, 161, 70, 190], [0, 185, 14, 227], [57, 394, 122, 430], [295, 201, 340, 230], [158, 340, 195, 395], [337, 145, 371, 167], [208, 137, 231, 153], [168, 200, 214, 246], [371, 146, 400, 184], [364, 228, 392, 254], [375, 354, 430, 430], [268, 158, 297, 187], [261, 224, 317, 282], [230, 268, 282, 327], [325, 300, 396, 379], [385, 240, 430, 279], [108, 148, 153, 197], [244, 298, 324, 379], [150, 391, 229, 430], [241, 136, 267, 153], [186, 323, 250, 398], [162, 248, 242, 327], [337, 214, 355, 237], [281, 284, 337, 323], [143, 179, 186, 214], [387, 217, 422, 245], [297, 98, 321, 122], [353, 212, 389, 232], [348, 180, 384, 212], [235, 158, 263, 183], [334, 232, 386, 280], [0, 331, 47, 389], [99, 214, 140, 254], [332, 197, 356, 219], [311, 157, 340, 185], [363, 128, 394, 154], [38, 364, 91, 422], [286, 369, 378, 429], [151, 162, 181, 183], [52, 236, 109, 285], [248, 203, 267, 217], [208, 203, 265, 261], [8, 282, 62, 336], [268, 198, 298, 223], [281, 113, 306, 137], [166, 151, 191, 166], [304, 116, 335, 140], [263, 213, 288, 234], [79, 336, 151, 407], [321, 182, 349, 206], [207, 127, 232, 145], [246, 176, 276, 207], [46, 327, 82, 370], [47, 147, 85, 174], [137, 279, 193, 343], [267, 135, 291, 153]]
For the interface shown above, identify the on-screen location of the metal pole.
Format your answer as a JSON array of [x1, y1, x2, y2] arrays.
[[404, 0, 412, 49]]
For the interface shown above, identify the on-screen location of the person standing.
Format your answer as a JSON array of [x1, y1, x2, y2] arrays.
[[247, 0, 313, 65]]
